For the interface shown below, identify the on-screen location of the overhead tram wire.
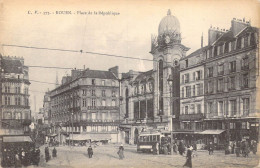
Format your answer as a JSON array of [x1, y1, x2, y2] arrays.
[[2, 44, 171, 63]]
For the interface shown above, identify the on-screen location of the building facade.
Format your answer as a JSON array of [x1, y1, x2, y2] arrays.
[[43, 90, 51, 124], [49, 66, 120, 143], [0, 55, 31, 135], [176, 18, 259, 148], [179, 45, 206, 143], [204, 18, 259, 145], [119, 10, 189, 144]]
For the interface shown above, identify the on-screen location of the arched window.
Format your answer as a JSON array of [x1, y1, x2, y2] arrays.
[[158, 59, 164, 115], [125, 88, 129, 118]]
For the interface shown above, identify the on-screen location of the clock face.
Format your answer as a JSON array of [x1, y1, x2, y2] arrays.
[[165, 36, 170, 44]]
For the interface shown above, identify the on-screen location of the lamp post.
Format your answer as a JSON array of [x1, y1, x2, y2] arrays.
[[71, 112, 74, 147], [167, 74, 174, 155], [0, 68, 4, 130]]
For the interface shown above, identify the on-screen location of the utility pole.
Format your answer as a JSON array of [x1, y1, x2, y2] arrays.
[[167, 74, 174, 155], [0, 65, 3, 130]]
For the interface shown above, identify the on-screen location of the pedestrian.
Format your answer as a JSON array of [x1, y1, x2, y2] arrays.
[[117, 144, 124, 160], [208, 142, 214, 155], [173, 143, 178, 154], [178, 140, 185, 155], [52, 147, 57, 158], [192, 142, 198, 157], [45, 146, 50, 162], [163, 143, 168, 155], [252, 140, 257, 154], [87, 146, 93, 158], [183, 145, 193, 168], [244, 141, 250, 157], [231, 142, 235, 154], [152, 143, 159, 155], [14, 152, 22, 168], [235, 141, 241, 157]]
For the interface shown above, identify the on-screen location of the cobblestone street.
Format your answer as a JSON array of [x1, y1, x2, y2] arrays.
[[34, 144, 260, 168]]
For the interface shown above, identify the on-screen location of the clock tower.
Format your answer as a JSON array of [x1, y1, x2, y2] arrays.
[[150, 9, 189, 130]]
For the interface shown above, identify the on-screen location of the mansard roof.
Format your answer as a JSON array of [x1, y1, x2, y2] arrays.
[[2, 58, 24, 74], [81, 69, 117, 80]]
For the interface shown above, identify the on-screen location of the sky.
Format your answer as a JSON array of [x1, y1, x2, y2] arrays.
[[0, 0, 259, 116]]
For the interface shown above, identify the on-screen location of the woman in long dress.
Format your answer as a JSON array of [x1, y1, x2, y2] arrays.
[[183, 146, 193, 168], [117, 144, 124, 160]]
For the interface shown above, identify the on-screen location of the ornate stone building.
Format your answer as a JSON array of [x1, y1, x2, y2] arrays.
[[119, 10, 189, 144]]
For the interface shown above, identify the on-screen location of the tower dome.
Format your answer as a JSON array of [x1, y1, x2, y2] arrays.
[[158, 9, 180, 35]]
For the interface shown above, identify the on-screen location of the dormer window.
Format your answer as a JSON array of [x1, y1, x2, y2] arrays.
[[224, 42, 229, 53], [214, 46, 217, 57], [92, 79, 95, 85], [229, 42, 232, 52], [241, 37, 245, 48], [185, 59, 188, 68], [237, 37, 242, 49]]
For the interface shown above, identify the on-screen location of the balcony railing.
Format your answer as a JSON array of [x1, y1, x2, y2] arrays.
[[87, 106, 119, 110], [179, 113, 204, 121]]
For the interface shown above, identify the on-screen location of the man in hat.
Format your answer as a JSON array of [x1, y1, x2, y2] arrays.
[[87, 145, 93, 158]]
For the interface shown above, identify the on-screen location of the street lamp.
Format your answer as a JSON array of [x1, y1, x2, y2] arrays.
[[71, 112, 74, 147], [167, 74, 174, 155]]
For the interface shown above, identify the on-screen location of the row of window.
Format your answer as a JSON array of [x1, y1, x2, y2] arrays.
[[51, 111, 117, 121], [66, 125, 118, 132], [181, 121, 251, 130], [207, 98, 250, 116], [3, 111, 30, 119], [207, 58, 249, 78], [207, 73, 249, 94], [182, 70, 203, 84], [133, 82, 153, 95], [206, 32, 256, 59], [4, 96, 29, 106], [181, 83, 203, 98], [82, 98, 117, 107], [82, 89, 117, 97], [3, 86, 29, 94], [90, 79, 116, 86], [182, 104, 202, 115]]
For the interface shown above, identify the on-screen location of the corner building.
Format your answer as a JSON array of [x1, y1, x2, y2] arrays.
[[50, 66, 120, 143], [0, 55, 31, 135]]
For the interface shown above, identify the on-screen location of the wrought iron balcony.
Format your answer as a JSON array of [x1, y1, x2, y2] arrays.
[[87, 106, 119, 110], [179, 113, 204, 121]]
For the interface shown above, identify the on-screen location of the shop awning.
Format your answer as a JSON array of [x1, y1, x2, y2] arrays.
[[48, 134, 58, 137], [3, 136, 33, 143], [172, 131, 195, 134], [198, 130, 225, 135], [66, 134, 112, 141]]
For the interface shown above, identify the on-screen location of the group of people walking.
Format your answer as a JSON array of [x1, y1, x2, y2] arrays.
[[233, 140, 257, 157], [1, 146, 41, 167], [86, 144, 125, 160], [44, 146, 58, 163]]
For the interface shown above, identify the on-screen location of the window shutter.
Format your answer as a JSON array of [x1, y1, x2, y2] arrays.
[[193, 72, 196, 81], [182, 75, 184, 84], [239, 74, 243, 88], [200, 70, 203, 79], [187, 73, 190, 82], [228, 62, 231, 72]]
